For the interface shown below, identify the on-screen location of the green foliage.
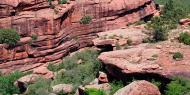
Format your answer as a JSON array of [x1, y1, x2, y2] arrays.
[[179, 32, 190, 45], [50, 49, 101, 90], [165, 77, 190, 95], [115, 42, 121, 50], [153, 26, 168, 41], [80, 16, 92, 24], [0, 71, 23, 95], [110, 80, 124, 95], [151, 79, 162, 90], [31, 34, 38, 41], [84, 88, 106, 95], [0, 29, 20, 46], [173, 52, 183, 61], [147, 0, 188, 42], [26, 78, 52, 95], [59, 0, 68, 4]]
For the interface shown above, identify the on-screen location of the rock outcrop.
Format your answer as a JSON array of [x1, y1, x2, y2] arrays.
[[52, 84, 73, 94], [0, 0, 157, 73], [114, 80, 161, 95], [93, 27, 148, 47], [98, 42, 190, 78]]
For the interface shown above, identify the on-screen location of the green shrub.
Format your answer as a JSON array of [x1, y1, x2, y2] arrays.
[[31, 34, 38, 41], [84, 88, 106, 95], [153, 27, 168, 41], [147, 0, 188, 42], [0, 29, 20, 46], [179, 32, 190, 45], [26, 78, 52, 95], [165, 77, 190, 95], [59, 0, 67, 4], [0, 71, 23, 95], [51, 49, 101, 90], [80, 16, 92, 24], [151, 79, 162, 90], [173, 52, 183, 61], [110, 80, 124, 95], [115, 42, 121, 50]]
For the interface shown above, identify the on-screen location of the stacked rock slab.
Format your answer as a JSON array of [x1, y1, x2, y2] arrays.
[[0, 0, 157, 73]]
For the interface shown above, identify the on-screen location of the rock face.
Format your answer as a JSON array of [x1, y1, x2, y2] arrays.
[[0, 0, 157, 73], [93, 27, 148, 47], [52, 84, 73, 94], [114, 80, 161, 95], [98, 42, 190, 78]]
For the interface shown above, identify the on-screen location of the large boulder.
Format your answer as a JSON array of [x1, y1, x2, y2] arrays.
[[52, 84, 73, 94], [98, 42, 190, 78], [33, 66, 54, 79], [114, 80, 161, 95]]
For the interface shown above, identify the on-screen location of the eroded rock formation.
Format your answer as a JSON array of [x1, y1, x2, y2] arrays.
[[114, 80, 161, 95], [0, 0, 157, 73], [98, 42, 190, 78]]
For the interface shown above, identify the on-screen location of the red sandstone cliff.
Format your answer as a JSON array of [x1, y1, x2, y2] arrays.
[[0, 0, 157, 73]]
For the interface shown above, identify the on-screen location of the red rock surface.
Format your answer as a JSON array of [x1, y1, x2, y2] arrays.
[[114, 80, 161, 95], [98, 42, 190, 78], [93, 28, 148, 46], [0, 0, 157, 73]]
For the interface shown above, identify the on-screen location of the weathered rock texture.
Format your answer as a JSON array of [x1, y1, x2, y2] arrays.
[[0, 0, 157, 73], [98, 42, 190, 78], [114, 80, 161, 95]]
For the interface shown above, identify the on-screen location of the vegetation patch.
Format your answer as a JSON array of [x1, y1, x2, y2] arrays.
[[179, 32, 190, 45], [0, 29, 20, 46], [25, 78, 52, 95], [59, 0, 67, 4], [110, 80, 124, 95], [0, 71, 24, 95], [31, 34, 38, 41], [165, 77, 190, 95], [84, 88, 106, 95], [48, 49, 102, 90], [147, 0, 188, 42], [173, 52, 183, 61], [80, 16, 92, 24]]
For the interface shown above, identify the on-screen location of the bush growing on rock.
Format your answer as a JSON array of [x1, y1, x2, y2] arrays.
[[0, 29, 20, 46], [59, 0, 67, 4], [80, 16, 92, 24], [173, 52, 183, 61], [115, 42, 121, 50], [25, 78, 52, 95], [84, 88, 106, 95], [179, 32, 190, 45], [31, 34, 38, 41], [0, 71, 23, 95]]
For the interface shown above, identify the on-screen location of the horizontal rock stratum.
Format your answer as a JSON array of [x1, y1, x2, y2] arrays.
[[0, 0, 157, 73]]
